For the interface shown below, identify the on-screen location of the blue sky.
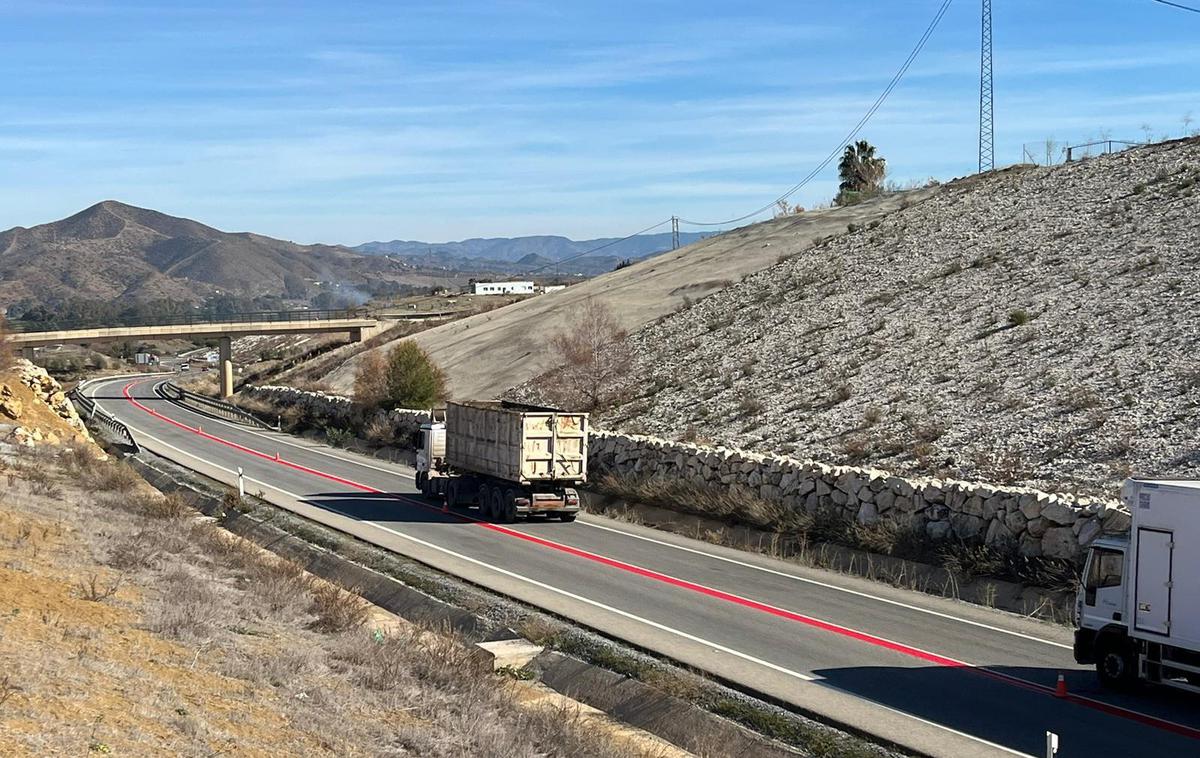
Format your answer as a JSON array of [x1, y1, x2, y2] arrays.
[[1, 1, 1198, 244]]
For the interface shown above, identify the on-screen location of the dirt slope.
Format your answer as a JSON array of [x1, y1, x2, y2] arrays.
[[589, 139, 1200, 496], [319, 187, 939, 398]]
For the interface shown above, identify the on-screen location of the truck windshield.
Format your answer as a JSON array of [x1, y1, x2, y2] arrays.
[[1086, 548, 1124, 590]]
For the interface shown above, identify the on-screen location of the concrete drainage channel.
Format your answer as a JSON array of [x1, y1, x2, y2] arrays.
[[119, 449, 904, 758]]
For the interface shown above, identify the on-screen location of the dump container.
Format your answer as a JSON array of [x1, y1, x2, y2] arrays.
[[445, 401, 587, 485]]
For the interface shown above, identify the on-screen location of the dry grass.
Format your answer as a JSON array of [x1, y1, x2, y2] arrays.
[[0, 446, 663, 757]]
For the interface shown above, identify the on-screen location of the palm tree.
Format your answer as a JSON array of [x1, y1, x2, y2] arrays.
[[836, 140, 887, 205]]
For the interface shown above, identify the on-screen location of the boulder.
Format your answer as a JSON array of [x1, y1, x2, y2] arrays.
[[1042, 501, 1079, 526], [1042, 527, 1078, 560]]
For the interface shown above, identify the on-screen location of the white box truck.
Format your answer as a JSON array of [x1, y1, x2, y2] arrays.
[[415, 401, 587, 522], [1074, 479, 1200, 692]]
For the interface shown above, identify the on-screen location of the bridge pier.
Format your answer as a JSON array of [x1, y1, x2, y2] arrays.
[[21, 347, 35, 361], [218, 337, 234, 399]]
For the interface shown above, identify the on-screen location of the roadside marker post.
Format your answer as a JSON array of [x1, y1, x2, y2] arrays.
[[237, 466, 245, 499], [1045, 731, 1058, 757]]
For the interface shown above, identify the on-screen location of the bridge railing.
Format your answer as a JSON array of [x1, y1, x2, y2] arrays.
[[158, 381, 276, 430], [68, 388, 141, 453], [6, 307, 371, 334]]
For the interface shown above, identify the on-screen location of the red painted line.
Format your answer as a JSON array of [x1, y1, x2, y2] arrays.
[[116, 377, 1200, 742]]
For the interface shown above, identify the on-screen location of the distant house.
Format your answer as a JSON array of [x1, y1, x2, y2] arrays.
[[473, 281, 534, 296], [538, 284, 567, 294]]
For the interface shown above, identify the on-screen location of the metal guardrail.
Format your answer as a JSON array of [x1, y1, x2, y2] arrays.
[[6, 307, 371, 333], [68, 388, 141, 453], [158, 381, 275, 430]]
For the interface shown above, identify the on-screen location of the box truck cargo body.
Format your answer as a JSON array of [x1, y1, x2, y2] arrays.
[[1074, 479, 1200, 692], [415, 401, 588, 522]]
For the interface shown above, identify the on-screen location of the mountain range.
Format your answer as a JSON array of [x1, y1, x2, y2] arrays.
[[354, 231, 709, 264], [0, 201, 431, 308]]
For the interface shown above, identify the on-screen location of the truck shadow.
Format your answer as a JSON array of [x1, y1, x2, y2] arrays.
[[810, 662, 1200, 756], [300, 490, 566, 527]]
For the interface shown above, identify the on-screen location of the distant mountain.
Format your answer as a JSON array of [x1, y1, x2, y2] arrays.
[[0, 201, 436, 307], [354, 231, 710, 265]]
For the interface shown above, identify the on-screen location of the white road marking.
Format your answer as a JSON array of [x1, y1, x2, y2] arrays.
[[117, 420, 1034, 758], [579, 520, 1074, 651]]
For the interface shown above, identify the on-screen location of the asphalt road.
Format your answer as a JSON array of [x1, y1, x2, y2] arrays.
[[84, 375, 1200, 758]]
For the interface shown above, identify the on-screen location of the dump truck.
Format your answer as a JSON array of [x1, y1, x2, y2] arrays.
[[414, 401, 587, 522], [1074, 479, 1200, 692]]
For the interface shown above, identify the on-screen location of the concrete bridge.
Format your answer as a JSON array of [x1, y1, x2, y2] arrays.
[[6, 310, 381, 398]]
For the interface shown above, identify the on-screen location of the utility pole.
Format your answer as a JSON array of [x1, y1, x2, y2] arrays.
[[671, 216, 680, 250], [978, 0, 995, 173]]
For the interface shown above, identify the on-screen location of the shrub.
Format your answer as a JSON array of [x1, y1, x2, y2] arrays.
[[308, 583, 370, 633], [738, 395, 764, 417], [355, 341, 447, 411], [863, 406, 883, 426], [1007, 309, 1032, 327]]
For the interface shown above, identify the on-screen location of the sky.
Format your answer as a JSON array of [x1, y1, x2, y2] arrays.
[[1, 0, 1198, 245]]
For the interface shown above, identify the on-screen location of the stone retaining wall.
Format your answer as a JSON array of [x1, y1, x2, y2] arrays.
[[241, 384, 429, 441], [589, 431, 1128, 561], [241, 385, 1128, 562]]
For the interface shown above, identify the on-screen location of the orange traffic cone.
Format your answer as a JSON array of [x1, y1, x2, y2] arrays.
[[1054, 672, 1067, 698]]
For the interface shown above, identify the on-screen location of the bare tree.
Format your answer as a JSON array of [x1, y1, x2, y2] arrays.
[[546, 299, 632, 411]]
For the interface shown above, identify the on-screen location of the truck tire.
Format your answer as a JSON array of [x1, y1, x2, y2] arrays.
[[494, 489, 515, 524], [558, 512, 577, 522], [1096, 637, 1138, 689], [478, 485, 492, 520], [446, 480, 460, 509], [415, 470, 428, 496]]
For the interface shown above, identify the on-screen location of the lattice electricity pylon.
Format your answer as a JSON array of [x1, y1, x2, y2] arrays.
[[979, 0, 995, 173]]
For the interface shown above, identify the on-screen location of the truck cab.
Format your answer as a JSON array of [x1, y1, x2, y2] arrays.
[[1074, 479, 1200, 693], [414, 421, 446, 493], [1074, 536, 1133, 685]]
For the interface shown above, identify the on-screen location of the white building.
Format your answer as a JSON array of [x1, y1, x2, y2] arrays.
[[539, 284, 567, 294], [473, 281, 534, 296]]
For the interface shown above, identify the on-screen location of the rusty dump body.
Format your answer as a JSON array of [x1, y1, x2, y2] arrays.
[[444, 401, 588, 486]]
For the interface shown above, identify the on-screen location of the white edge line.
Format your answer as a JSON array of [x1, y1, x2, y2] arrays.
[[579, 520, 1074, 651], [123, 420, 1034, 758]]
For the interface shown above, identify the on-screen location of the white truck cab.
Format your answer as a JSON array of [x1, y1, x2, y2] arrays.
[[1074, 479, 1200, 692]]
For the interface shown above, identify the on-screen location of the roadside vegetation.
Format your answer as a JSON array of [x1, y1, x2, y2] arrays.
[[0, 444, 659, 757], [535, 299, 633, 412], [354, 340, 447, 411]]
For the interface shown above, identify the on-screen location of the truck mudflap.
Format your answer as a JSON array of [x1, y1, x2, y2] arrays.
[[1074, 628, 1098, 665]]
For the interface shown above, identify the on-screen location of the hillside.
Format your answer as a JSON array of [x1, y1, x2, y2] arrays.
[[589, 139, 1200, 497], [318, 187, 938, 398], [0, 201, 434, 307]]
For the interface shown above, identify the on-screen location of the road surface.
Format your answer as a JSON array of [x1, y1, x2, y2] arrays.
[[83, 375, 1200, 758]]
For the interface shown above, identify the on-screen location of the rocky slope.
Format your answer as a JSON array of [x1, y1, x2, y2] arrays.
[[594, 139, 1200, 497], [319, 186, 939, 398], [0, 359, 92, 449]]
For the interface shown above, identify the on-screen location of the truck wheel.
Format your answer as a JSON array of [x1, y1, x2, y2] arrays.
[[494, 490, 514, 524], [478, 485, 492, 520], [558, 512, 577, 522], [415, 470, 428, 495], [1096, 638, 1137, 689], [446, 480, 459, 509]]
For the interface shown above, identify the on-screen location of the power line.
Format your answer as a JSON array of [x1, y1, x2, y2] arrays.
[[1151, 0, 1200, 13], [678, 0, 955, 228], [524, 218, 673, 275]]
